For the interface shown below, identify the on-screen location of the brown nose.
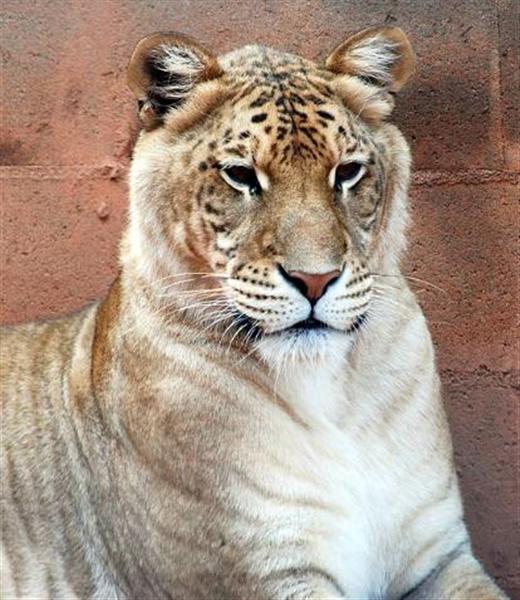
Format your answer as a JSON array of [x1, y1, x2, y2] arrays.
[[280, 267, 342, 302]]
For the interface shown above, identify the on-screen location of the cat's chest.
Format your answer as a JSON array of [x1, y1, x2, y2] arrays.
[[274, 363, 410, 598]]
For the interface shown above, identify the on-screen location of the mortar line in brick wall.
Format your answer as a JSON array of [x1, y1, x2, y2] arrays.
[[439, 367, 519, 384], [0, 165, 518, 186], [0, 164, 127, 181], [411, 169, 519, 187]]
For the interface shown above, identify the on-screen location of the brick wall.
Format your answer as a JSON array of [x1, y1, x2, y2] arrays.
[[1, 1, 518, 594]]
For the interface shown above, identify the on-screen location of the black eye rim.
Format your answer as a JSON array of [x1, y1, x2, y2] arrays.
[[334, 161, 366, 191], [221, 164, 262, 195]]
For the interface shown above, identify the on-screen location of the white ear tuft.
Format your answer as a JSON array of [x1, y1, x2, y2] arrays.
[[343, 34, 401, 88], [128, 32, 222, 128], [326, 27, 415, 123], [147, 44, 207, 111]]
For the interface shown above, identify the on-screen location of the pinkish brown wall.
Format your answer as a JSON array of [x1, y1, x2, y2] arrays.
[[1, 0, 518, 595]]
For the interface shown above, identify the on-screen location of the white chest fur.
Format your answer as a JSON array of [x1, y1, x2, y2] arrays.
[[231, 315, 460, 598], [254, 333, 451, 600], [275, 357, 401, 598]]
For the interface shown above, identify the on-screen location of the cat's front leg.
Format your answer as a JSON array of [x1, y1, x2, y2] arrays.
[[259, 570, 345, 600], [403, 547, 508, 600]]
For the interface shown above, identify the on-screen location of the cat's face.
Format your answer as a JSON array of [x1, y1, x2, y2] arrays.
[[126, 28, 414, 358]]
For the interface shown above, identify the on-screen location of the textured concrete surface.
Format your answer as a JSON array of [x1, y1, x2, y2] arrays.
[[1, 0, 518, 595]]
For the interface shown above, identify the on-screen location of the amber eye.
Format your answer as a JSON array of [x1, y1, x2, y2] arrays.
[[334, 162, 366, 191], [221, 165, 261, 194]]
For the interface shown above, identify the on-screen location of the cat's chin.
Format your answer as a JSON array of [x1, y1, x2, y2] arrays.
[[254, 326, 354, 366]]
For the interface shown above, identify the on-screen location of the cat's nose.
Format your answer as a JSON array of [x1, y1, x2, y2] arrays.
[[278, 266, 341, 303]]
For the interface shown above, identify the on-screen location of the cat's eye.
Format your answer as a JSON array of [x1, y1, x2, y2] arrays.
[[220, 165, 261, 195], [334, 162, 367, 191]]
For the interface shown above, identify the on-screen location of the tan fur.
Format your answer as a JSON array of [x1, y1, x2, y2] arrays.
[[1, 28, 508, 599]]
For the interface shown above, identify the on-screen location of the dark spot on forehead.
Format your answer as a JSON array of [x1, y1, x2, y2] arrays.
[[289, 93, 306, 106], [239, 130, 251, 139], [276, 126, 288, 140], [299, 127, 321, 149], [198, 161, 208, 172], [316, 110, 335, 121], [249, 93, 272, 108], [264, 125, 272, 134], [252, 113, 268, 123], [298, 142, 318, 160]]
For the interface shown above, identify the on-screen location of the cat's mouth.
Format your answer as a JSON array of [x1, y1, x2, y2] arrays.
[[287, 316, 328, 332], [229, 311, 368, 341], [270, 313, 368, 337]]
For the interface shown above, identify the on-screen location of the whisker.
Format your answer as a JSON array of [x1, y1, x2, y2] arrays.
[[225, 322, 250, 355], [371, 272, 448, 295], [151, 272, 230, 291], [220, 314, 242, 340], [157, 278, 227, 292], [371, 289, 412, 309], [159, 288, 228, 299], [371, 291, 411, 308], [176, 300, 230, 314]]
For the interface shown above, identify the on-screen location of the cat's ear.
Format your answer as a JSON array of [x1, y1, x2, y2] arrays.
[[325, 27, 415, 123], [127, 32, 223, 128]]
